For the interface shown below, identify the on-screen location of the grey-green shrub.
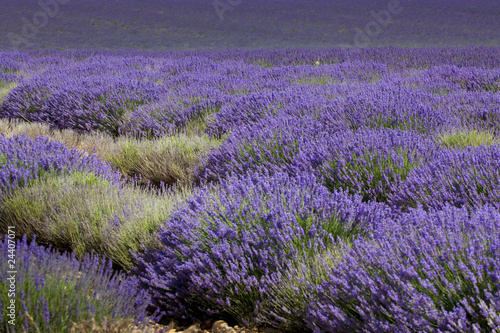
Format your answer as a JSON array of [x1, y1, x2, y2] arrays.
[[0, 171, 191, 270], [106, 133, 220, 186], [0, 81, 16, 105], [438, 129, 499, 148]]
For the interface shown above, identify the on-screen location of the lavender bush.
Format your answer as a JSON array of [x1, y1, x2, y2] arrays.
[[0, 236, 156, 333], [135, 172, 391, 328], [320, 128, 439, 203], [0, 134, 121, 199], [390, 145, 500, 210], [199, 114, 330, 183], [306, 205, 500, 333]]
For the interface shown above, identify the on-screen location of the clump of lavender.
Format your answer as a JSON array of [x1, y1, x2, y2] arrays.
[[320, 128, 438, 203], [204, 91, 285, 138], [0, 133, 122, 199], [198, 114, 329, 183], [391, 144, 500, 210], [0, 235, 157, 333], [120, 93, 222, 138], [306, 205, 500, 332], [429, 65, 500, 92], [135, 172, 390, 328], [0, 54, 22, 73], [339, 85, 456, 134]]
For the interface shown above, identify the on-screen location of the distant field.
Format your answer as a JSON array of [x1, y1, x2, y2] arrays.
[[1, 0, 499, 50]]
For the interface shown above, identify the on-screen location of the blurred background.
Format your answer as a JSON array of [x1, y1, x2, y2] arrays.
[[0, 0, 499, 50]]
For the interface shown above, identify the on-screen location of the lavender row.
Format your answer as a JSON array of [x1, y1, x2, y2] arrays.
[[3, 47, 500, 69], [1, 50, 500, 138], [200, 117, 500, 211], [0, 133, 122, 199]]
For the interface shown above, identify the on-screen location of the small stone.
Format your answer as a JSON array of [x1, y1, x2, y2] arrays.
[[211, 320, 236, 333]]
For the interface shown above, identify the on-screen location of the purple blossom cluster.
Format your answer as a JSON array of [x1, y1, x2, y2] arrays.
[[0, 54, 23, 84], [199, 115, 329, 182], [306, 205, 500, 332], [390, 145, 500, 210], [320, 128, 439, 203], [0, 55, 21, 74], [0, 235, 154, 332], [0, 133, 121, 199], [427, 65, 500, 92]]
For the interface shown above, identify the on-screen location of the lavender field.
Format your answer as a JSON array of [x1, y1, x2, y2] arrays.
[[0, 47, 499, 332], [1, 0, 500, 331]]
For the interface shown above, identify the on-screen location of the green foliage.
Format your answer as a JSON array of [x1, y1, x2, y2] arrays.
[[0, 153, 7, 166], [182, 104, 222, 135], [351, 114, 430, 134], [295, 75, 339, 86], [0, 171, 191, 270], [106, 133, 220, 186], [292, 213, 362, 258], [0, 81, 17, 105], [432, 88, 450, 95], [438, 129, 499, 148], [256, 59, 274, 68], [250, 238, 350, 332]]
